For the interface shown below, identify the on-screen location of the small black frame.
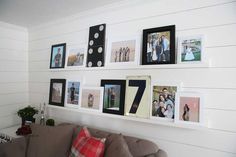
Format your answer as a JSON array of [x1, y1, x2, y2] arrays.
[[50, 43, 66, 69], [49, 79, 66, 107], [101, 80, 126, 115], [142, 25, 175, 65]]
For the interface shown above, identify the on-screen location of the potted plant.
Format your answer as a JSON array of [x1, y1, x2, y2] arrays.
[[17, 106, 38, 126]]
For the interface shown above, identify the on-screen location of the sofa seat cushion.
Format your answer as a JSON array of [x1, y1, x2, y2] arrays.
[[69, 127, 105, 157], [105, 134, 133, 157], [0, 137, 27, 157], [27, 124, 74, 157]]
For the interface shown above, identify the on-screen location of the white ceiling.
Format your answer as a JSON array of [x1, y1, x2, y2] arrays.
[[0, 0, 124, 28]]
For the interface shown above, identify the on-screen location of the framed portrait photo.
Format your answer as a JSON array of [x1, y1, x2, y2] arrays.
[[106, 36, 140, 67], [50, 43, 66, 69], [80, 87, 104, 112], [65, 80, 81, 108], [101, 80, 126, 115], [66, 46, 87, 68], [151, 82, 180, 121], [178, 35, 204, 63], [125, 75, 151, 119], [175, 92, 204, 125], [142, 25, 175, 65], [49, 79, 66, 107]]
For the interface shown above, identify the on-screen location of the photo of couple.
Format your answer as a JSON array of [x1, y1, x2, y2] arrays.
[[152, 86, 177, 120]]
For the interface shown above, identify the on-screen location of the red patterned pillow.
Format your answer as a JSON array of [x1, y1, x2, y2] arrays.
[[69, 127, 106, 157]]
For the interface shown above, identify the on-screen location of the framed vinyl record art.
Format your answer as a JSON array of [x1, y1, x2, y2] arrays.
[[142, 25, 175, 65], [49, 79, 66, 107], [125, 76, 151, 118], [101, 80, 126, 115]]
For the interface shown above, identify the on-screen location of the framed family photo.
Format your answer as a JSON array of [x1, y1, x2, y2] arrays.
[[175, 92, 204, 125], [50, 43, 66, 69], [101, 80, 126, 115], [142, 25, 175, 65], [66, 46, 87, 68], [106, 36, 140, 67], [125, 76, 151, 119], [80, 87, 104, 112], [151, 82, 180, 121], [49, 79, 66, 107], [178, 35, 204, 63], [65, 80, 81, 108]]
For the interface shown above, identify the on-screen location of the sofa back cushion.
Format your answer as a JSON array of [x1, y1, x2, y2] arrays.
[[72, 125, 159, 157], [27, 124, 74, 157], [104, 134, 133, 157], [0, 137, 27, 157]]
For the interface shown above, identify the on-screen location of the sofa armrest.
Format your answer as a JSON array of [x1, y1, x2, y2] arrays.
[[0, 137, 28, 157]]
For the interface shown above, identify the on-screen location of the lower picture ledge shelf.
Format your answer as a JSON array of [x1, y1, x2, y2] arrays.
[[48, 105, 207, 130]]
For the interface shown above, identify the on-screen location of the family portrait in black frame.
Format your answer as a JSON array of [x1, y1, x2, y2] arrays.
[[101, 80, 126, 115], [142, 25, 175, 65]]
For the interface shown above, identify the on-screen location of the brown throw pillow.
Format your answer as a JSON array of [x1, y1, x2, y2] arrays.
[[27, 124, 75, 157], [0, 137, 27, 157], [105, 134, 133, 157]]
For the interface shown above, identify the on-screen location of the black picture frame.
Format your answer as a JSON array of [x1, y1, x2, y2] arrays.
[[49, 79, 66, 107], [50, 43, 66, 69], [142, 25, 175, 65], [101, 80, 126, 115]]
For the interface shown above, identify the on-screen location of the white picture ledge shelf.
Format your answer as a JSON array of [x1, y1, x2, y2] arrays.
[[49, 62, 210, 72], [48, 105, 207, 130]]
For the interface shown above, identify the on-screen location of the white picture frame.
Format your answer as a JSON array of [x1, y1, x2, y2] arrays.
[[178, 35, 205, 64], [65, 79, 82, 108], [175, 92, 204, 126], [150, 81, 182, 122], [65, 45, 87, 69], [105, 36, 140, 67], [80, 87, 104, 112]]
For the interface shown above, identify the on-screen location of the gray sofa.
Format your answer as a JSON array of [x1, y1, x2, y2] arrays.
[[0, 123, 167, 157]]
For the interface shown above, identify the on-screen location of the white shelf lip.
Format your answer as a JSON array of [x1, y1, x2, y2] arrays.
[[49, 63, 210, 72], [48, 105, 206, 130]]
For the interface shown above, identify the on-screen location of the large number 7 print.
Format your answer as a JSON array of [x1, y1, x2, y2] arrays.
[[129, 80, 146, 114]]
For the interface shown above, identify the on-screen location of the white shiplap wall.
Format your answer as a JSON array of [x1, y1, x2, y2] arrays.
[[28, 0, 236, 157], [0, 22, 29, 129]]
